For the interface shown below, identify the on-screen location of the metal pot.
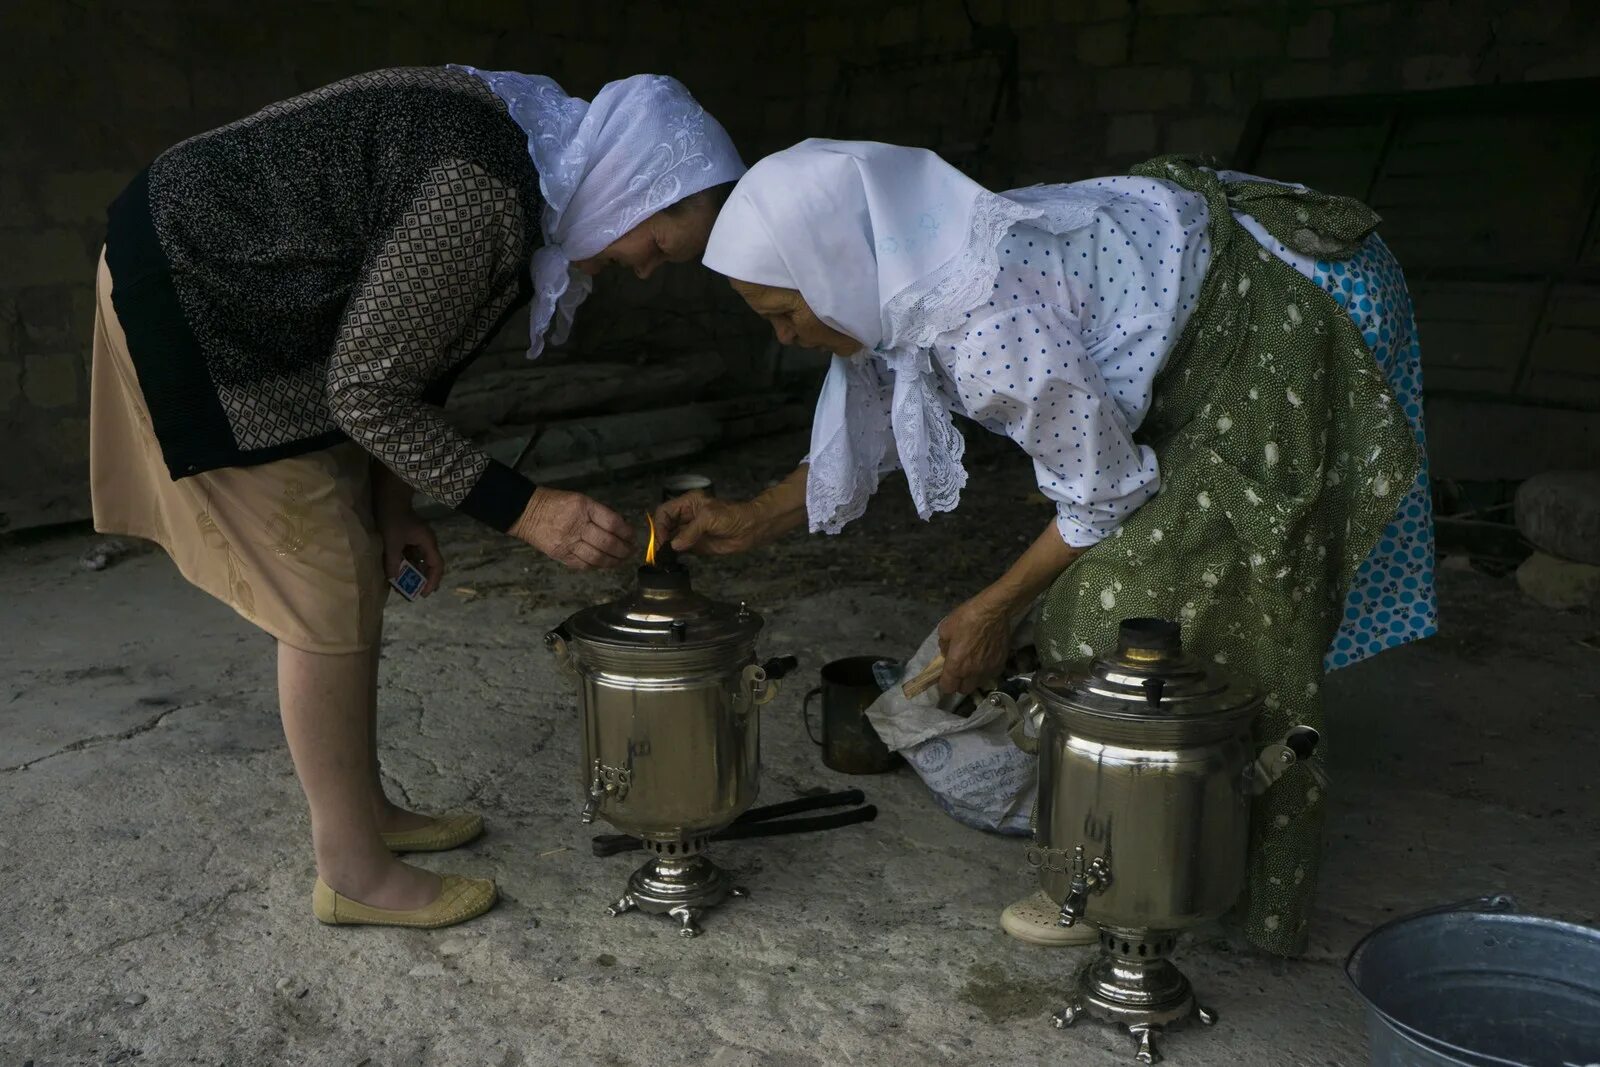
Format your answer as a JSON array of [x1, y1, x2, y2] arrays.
[[1024, 617, 1319, 1063], [547, 558, 793, 936]]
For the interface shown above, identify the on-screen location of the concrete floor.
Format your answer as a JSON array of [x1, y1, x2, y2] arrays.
[[3, 431, 1598, 1067]]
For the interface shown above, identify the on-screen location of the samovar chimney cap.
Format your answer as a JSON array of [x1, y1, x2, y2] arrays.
[[636, 560, 691, 594], [561, 556, 763, 652], [1117, 618, 1183, 655], [1031, 615, 1261, 728]]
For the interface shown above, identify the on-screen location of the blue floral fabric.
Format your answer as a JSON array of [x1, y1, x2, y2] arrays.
[[1314, 236, 1439, 670]]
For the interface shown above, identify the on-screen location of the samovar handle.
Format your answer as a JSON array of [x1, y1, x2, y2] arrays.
[[545, 627, 577, 676], [1243, 725, 1327, 796], [980, 689, 1042, 754], [739, 656, 796, 713]]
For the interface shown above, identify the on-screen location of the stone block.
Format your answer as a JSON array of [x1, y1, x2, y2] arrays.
[[1516, 551, 1600, 611], [1287, 10, 1335, 58], [0, 293, 16, 360], [1401, 54, 1475, 90], [38, 171, 127, 225], [878, 3, 918, 45], [922, 0, 972, 46], [1096, 65, 1193, 111], [1261, 61, 1334, 99], [48, 414, 91, 467], [16, 287, 78, 352], [22, 350, 81, 410], [0, 229, 96, 288], [1202, 70, 1241, 109], [1331, 59, 1377, 95], [1425, 396, 1600, 481], [1500, 0, 1572, 42], [0, 356, 19, 412], [186, 7, 279, 56], [111, 55, 189, 113], [1105, 112, 1157, 155], [763, 98, 803, 138], [2, 1, 68, 36], [1406, 0, 1497, 52], [1165, 114, 1247, 156], [967, 0, 1006, 23], [1515, 471, 1600, 566], [0, 171, 42, 230], [96, 4, 190, 58], [443, 0, 527, 31], [1525, 46, 1600, 81], [1333, 3, 1396, 53], [1180, 15, 1284, 62], [1075, 21, 1129, 66], [1010, 0, 1060, 28], [1088, 0, 1137, 19], [1118, 0, 1206, 14]]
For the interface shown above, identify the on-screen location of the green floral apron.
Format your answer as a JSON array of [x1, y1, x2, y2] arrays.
[[1035, 157, 1419, 956]]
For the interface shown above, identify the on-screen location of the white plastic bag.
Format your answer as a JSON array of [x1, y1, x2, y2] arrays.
[[865, 621, 1038, 836]]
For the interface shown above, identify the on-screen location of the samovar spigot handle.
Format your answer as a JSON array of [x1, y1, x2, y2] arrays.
[[580, 759, 605, 824], [1057, 845, 1111, 928]]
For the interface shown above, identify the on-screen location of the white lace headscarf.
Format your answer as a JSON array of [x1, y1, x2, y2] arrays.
[[703, 139, 1097, 534], [453, 66, 745, 358]]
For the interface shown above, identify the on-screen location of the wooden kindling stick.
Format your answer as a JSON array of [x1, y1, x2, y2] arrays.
[[900, 654, 946, 699]]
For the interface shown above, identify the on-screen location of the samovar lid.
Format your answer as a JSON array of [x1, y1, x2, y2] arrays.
[[562, 561, 763, 651], [1032, 617, 1260, 725]]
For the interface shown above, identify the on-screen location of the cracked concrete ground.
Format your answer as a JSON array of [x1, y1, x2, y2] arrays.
[[4, 430, 1598, 1067]]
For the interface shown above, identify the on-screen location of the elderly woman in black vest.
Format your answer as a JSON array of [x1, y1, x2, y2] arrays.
[[91, 66, 744, 928]]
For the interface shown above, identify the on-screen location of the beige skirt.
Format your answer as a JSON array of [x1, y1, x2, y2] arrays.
[[90, 250, 388, 653]]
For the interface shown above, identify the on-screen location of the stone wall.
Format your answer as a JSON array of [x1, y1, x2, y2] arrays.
[[3, 0, 1597, 530]]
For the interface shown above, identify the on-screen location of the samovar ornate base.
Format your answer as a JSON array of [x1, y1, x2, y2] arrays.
[[605, 841, 746, 938], [1053, 937, 1216, 1064]]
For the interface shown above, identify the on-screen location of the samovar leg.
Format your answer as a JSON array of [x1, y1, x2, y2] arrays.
[[668, 904, 703, 938], [606, 893, 638, 918], [1129, 1024, 1162, 1064], [1051, 998, 1085, 1029], [1196, 1004, 1218, 1026], [730, 885, 749, 899]]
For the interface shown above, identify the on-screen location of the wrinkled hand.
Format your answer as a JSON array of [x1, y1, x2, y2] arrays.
[[655, 493, 769, 556], [377, 507, 445, 597], [512, 488, 635, 570], [937, 594, 1011, 696]]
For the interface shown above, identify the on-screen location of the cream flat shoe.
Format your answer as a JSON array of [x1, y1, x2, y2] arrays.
[[380, 811, 484, 853], [312, 874, 497, 929], [1001, 890, 1101, 947]]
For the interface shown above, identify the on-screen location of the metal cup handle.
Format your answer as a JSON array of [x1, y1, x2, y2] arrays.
[[802, 687, 824, 746]]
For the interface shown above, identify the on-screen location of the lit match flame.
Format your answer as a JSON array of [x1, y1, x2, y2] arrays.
[[645, 512, 658, 567]]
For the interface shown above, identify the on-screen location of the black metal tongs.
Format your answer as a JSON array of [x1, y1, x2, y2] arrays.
[[590, 789, 878, 857]]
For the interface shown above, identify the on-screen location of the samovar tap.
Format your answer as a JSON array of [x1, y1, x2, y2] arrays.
[[1058, 844, 1112, 927]]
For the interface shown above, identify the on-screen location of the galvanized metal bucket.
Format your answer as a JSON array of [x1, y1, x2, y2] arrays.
[[1346, 894, 1600, 1066]]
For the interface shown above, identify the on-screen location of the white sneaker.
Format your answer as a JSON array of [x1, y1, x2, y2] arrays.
[[1000, 890, 1101, 947]]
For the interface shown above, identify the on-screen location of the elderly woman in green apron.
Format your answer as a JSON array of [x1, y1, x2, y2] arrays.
[[92, 67, 744, 929], [657, 141, 1437, 956]]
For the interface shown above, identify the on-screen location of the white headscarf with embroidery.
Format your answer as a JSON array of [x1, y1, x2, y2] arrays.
[[702, 139, 1099, 533], [454, 66, 745, 358]]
